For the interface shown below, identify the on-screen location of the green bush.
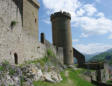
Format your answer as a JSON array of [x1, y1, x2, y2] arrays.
[[9, 68, 16, 76], [2, 60, 9, 66], [47, 49, 55, 57], [0, 60, 10, 71], [0, 66, 4, 71]]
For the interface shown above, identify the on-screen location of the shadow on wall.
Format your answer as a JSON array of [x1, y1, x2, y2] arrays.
[[12, 0, 23, 25]]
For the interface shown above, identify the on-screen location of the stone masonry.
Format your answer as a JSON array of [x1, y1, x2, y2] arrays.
[[0, 0, 46, 64], [0, 0, 64, 65], [51, 11, 74, 65]]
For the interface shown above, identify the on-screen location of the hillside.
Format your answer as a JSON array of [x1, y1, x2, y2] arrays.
[[84, 53, 98, 62], [90, 49, 112, 64]]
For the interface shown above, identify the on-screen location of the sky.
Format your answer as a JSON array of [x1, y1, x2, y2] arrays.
[[37, 0, 112, 54]]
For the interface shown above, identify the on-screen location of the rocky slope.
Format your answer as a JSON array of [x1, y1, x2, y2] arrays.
[[0, 57, 63, 86]]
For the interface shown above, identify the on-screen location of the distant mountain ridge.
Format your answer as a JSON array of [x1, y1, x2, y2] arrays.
[[89, 48, 112, 64], [84, 53, 98, 62]]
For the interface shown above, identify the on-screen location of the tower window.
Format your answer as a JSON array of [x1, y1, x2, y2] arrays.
[[35, 18, 37, 23], [14, 53, 18, 64]]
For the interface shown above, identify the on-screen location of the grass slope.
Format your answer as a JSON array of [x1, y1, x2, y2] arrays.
[[33, 69, 94, 86]]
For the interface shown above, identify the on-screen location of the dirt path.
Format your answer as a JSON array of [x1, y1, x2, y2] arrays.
[[65, 70, 69, 77], [79, 74, 91, 82], [65, 70, 75, 86]]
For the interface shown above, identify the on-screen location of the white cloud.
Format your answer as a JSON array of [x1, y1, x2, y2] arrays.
[[42, 0, 80, 12], [80, 33, 88, 38], [42, 0, 112, 38], [72, 39, 79, 42], [75, 43, 112, 54], [108, 35, 112, 39], [76, 9, 85, 16], [97, 12, 104, 17], [74, 16, 112, 35], [83, 4, 97, 16], [76, 4, 97, 16], [42, 18, 50, 24]]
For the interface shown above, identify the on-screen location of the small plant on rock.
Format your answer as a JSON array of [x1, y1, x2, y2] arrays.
[[10, 20, 17, 29], [9, 68, 16, 76], [0, 66, 4, 71], [0, 60, 10, 71]]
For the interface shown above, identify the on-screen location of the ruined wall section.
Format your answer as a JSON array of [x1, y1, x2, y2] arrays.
[[44, 39, 64, 64], [40, 33, 64, 64], [0, 0, 46, 64]]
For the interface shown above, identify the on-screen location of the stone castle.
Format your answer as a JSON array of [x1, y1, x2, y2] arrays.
[[0, 0, 85, 66]]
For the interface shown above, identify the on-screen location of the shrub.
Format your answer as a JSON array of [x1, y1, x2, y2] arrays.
[[9, 68, 16, 76], [0, 66, 4, 71], [47, 49, 55, 57]]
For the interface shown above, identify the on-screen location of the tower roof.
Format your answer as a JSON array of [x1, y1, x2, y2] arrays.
[[50, 11, 71, 21]]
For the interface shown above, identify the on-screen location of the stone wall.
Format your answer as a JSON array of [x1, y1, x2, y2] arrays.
[[91, 63, 111, 83], [23, 0, 40, 39], [0, 0, 23, 64], [0, 0, 64, 65], [41, 33, 64, 64], [0, 0, 46, 64]]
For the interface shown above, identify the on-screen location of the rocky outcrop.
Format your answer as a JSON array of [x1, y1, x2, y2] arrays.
[[0, 62, 62, 86]]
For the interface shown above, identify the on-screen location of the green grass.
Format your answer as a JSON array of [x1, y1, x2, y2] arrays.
[[0, 60, 10, 71], [20, 56, 49, 67], [0, 66, 4, 71], [106, 80, 112, 84], [47, 49, 56, 57], [33, 68, 94, 86], [9, 68, 16, 76]]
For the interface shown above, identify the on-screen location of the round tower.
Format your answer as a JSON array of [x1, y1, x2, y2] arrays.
[[50, 11, 73, 65]]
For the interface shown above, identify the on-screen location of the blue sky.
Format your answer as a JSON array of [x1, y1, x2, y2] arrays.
[[37, 0, 112, 54]]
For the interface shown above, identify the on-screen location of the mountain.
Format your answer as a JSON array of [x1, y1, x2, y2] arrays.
[[89, 48, 112, 64], [84, 53, 98, 62]]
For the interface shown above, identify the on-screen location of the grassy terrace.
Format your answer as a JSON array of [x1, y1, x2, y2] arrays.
[[33, 68, 94, 86]]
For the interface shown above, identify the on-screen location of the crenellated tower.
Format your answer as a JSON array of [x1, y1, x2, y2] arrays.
[[51, 11, 73, 65]]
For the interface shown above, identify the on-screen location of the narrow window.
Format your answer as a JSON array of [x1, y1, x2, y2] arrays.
[[35, 18, 37, 23], [14, 53, 18, 64]]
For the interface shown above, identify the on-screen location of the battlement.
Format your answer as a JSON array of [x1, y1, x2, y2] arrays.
[[50, 11, 71, 21]]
